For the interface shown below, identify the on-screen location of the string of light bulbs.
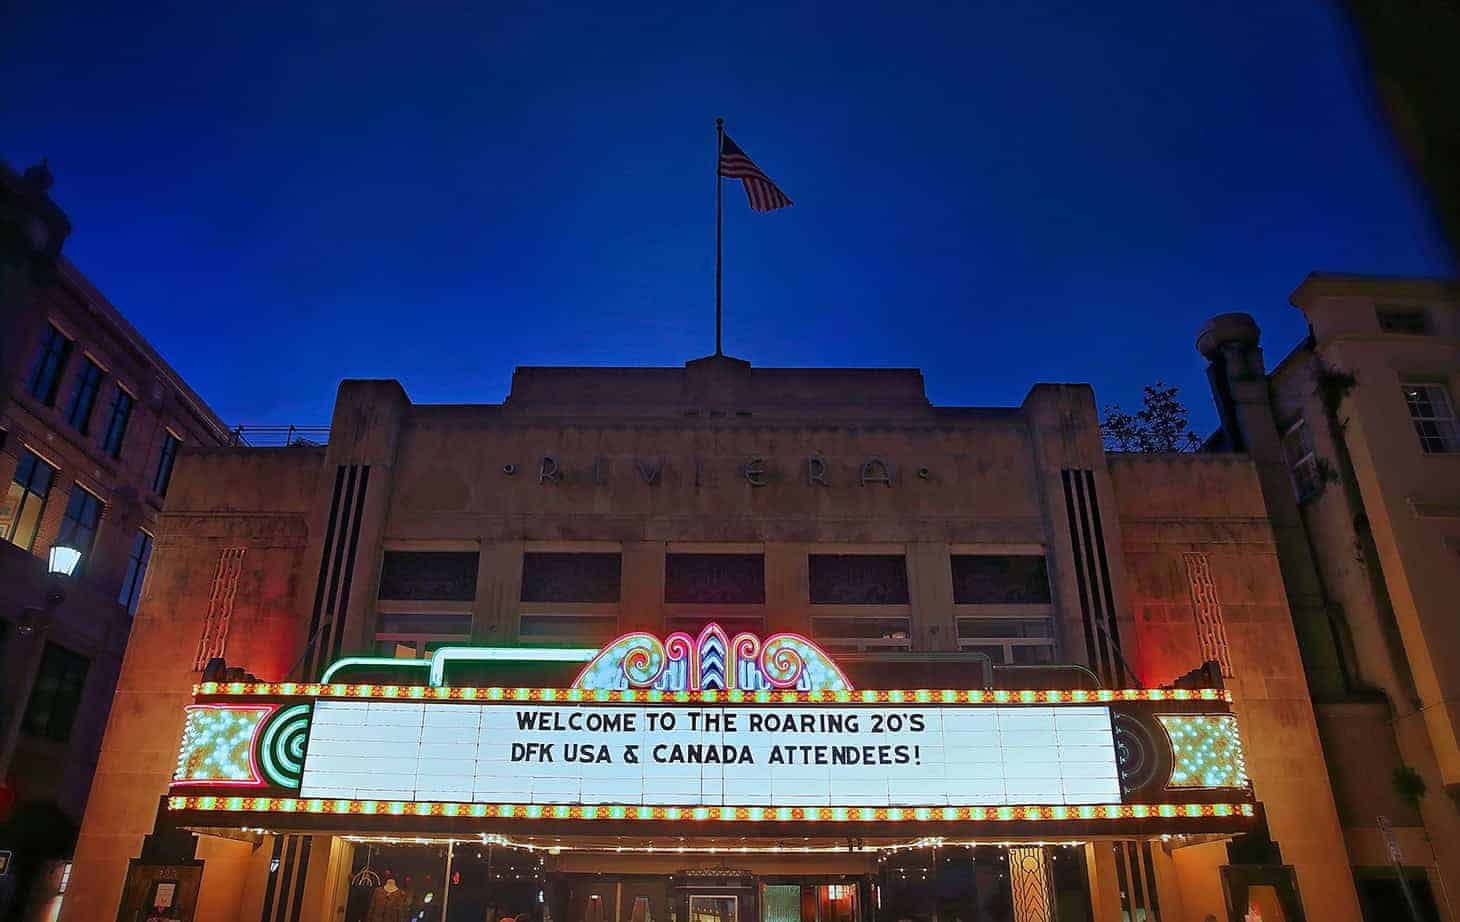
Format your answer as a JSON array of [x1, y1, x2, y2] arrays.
[[334, 832, 1090, 856]]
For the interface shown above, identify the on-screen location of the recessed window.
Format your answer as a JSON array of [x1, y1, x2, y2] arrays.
[[374, 640, 465, 660], [521, 553, 621, 603], [1403, 383, 1460, 454], [152, 432, 181, 496], [378, 551, 479, 601], [811, 615, 913, 651], [118, 530, 154, 616], [56, 486, 105, 573], [520, 612, 622, 645], [809, 555, 909, 604], [1377, 306, 1431, 335], [22, 643, 90, 742], [664, 554, 765, 604], [64, 357, 105, 434], [2, 451, 57, 552], [666, 613, 766, 638], [26, 324, 73, 406], [374, 611, 473, 659], [956, 616, 1056, 665], [100, 388, 134, 459], [1281, 418, 1321, 499], [379, 612, 473, 635], [951, 555, 1051, 604]]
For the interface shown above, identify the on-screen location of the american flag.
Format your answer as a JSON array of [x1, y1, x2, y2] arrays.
[[719, 134, 793, 213]]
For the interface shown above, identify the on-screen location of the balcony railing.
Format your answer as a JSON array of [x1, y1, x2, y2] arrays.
[[226, 425, 329, 448]]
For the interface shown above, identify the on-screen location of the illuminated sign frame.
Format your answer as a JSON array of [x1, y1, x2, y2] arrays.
[[166, 626, 1255, 835]]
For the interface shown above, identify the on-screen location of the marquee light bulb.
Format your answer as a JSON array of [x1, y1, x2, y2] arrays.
[[189, 681, 1230, 704]]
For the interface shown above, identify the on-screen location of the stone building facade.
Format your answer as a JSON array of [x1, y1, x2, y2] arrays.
[[61, 353, 1367, 922], [0, 160, 231, 919], [1199, 273, 1460, 920]]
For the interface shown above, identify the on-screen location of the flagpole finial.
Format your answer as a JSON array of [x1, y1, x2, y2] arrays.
[[716, 117, 724, 127]]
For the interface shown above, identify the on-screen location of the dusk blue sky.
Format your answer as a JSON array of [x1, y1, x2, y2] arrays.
[[5, 1, 1453, 433]]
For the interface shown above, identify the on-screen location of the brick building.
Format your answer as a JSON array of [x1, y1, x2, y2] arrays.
[[0, 160, 230, 920]]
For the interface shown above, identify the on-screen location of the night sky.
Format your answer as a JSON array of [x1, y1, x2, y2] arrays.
[[4, 2, 1453, 432]]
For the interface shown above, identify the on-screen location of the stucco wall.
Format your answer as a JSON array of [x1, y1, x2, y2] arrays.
[[1269, 297, 1460, 911], [58, 448, 322, 922], [1109, 452, 1363, 921], [0, 541, 127, 821], [387, 414, 1045, 541]]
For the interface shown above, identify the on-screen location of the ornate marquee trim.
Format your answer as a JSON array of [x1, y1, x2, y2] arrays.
[[573, 624, 853, 692]]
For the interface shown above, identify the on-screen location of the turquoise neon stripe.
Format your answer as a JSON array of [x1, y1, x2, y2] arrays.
[[428, 647, 598, 687], [319, 657, 432, 684], [319, 646, 597, 686]]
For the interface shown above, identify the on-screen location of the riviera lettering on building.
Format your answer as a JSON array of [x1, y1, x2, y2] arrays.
[[522, 455, 931, 487]]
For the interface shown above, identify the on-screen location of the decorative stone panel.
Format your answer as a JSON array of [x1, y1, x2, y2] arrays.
[[193, 547, 245, 670], [1182, 551, 1233, 676]]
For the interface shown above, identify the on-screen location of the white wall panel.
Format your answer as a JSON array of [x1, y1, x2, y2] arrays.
[[299, 702, 1121, 805]]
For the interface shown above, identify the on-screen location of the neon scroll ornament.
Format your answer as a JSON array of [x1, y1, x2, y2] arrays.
[[573, 623, 853, 692]]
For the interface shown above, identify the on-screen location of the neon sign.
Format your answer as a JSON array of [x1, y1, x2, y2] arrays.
[[166, 623, 1255, 833], [574, 625, 852, 692]]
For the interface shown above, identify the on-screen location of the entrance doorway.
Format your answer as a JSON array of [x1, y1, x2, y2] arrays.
[[342, 839, 545, 922], [330, 840, 1094, 922], [690, 895, 739, 922]]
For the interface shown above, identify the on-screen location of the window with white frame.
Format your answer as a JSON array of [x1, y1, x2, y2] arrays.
[[955, 615, 1056, 665], [1403, 383, 1460, 454], [374, 611, 473, 658], [375, 549, 478, 656], [951, 552, 1055, 665], [519, 551, 621, 644], [520, 611, 621, 645], [1281, 418, 1321, 499]]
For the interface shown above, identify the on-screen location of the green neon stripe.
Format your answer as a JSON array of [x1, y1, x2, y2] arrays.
[[319, 657, 433, 684], [320, 646, 598, 687], [428, 646, 599, 687]]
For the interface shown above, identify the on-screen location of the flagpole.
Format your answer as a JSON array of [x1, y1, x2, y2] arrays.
[[714, 116, 724, 357]]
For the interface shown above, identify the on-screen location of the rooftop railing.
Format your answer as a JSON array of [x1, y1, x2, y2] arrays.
[[226, 425, 329, 448]]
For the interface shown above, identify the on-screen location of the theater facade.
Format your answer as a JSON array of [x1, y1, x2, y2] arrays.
[[61, 356, 1361, 922]]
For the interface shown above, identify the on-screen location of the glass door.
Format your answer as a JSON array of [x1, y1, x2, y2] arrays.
[[690, 895, 739, 922]]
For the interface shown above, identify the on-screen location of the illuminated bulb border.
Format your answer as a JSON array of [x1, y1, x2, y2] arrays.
[[337, 833, 1090, 855], [168, 797, 1253, 823], [191, 683, 1231, 706]]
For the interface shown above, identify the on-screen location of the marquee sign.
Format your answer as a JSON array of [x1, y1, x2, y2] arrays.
[[167, 626, 1255, 834]]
